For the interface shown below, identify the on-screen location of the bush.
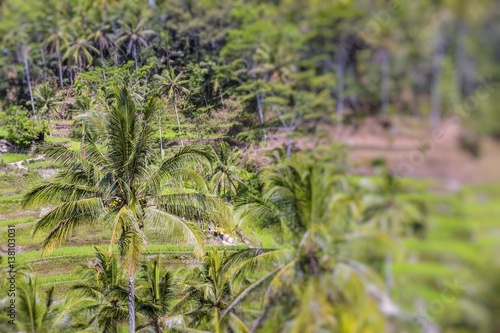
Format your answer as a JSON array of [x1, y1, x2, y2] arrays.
[[5, 106, 47, 148]]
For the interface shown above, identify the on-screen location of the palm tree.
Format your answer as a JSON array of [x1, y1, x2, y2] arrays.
[[115, 17, 155, 69], [34, 82, 58, 134], [135, 258, 175, 332], [70, 246, 128, 333], [153, 68, 191, 147], [225, 162, 392, 331], [13, 270, 92, 332], [88, 18, 114, 62], [359, 166, 427, 292], [22, 87, 234, 333], [208, 141, 247, 201], [43, 23, 67, 87], [63, 31, 99, 73], [171, 248, 250, 332]]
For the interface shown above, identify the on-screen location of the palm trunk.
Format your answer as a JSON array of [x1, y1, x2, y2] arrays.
[[219, 89, 224, 106], [335, 55, 344, 120], [430, 29, 445, 128], [133, 43, 138, 70], [174, 95, 183, 147], [381, 49, 390, 114], [256, 94, 267, 141], [39, 47, 45, 66], [23, 44, 35, 116], [384, 254, 393, 293], [47, 113, 51, 136], [158, 111, 164, 158], [128, 274, 136, 333], [57, 46, 63, 88], [454, 20, 466, 99], [81, 123, 86, 158], [286, 136, 293, 158]]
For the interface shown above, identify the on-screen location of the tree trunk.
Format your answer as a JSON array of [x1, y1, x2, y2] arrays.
[[454, 20, 467, 99], [430, 29, 445, 128], [57, 46, 63, 88], [286, 136, 293, 158], [39, 47, 45, 66], [174, 96, 183, 147], [81, 123, 86, 158], [158, 110, 164, 158], [23, 45, 35, 116], [335, 54, 344, 120], [219, 89, 224, 106], [256, 94, 267, 142], [128, 274, 136, 333], [381, 49, 390, 114], [133, 43, 138, 70]]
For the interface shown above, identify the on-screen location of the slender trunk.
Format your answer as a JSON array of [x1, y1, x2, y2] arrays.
[[39, 47, 45, 66], [174, 95, 183, 147], [57, 46, 63, 88], [335, 55, 344, 120], [214, 308, 221, 333], [99, 43, 104, 61], [81, 123, 86, 158], [256, 94, 266, 141], [411, 67, 421, 117], [47, 112, 51, 136], [384, 254, 393, 293], [381, 49, 390, 114], [133, 43, 138, 70], [219, 89, 224, 106], [128, 274, 136, 333], [158, 110, 164, 158], [23, 45, 35, 116], [286, 136, 293, 158], [454, 20, 466, 99], [430, 29, 445, 128]]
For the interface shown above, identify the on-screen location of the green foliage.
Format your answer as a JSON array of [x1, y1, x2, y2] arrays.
[[5, 106, 47, 148]]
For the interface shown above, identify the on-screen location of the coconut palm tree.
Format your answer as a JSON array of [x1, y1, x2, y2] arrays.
[[134, 258, 175, 332], [170, 248, 250, 332], [359, 166, 427, 292], [22, 87, 234, 333], [63, 31, 99, 72], [115, 17, 156, 69], [34, 82, 58, 134], [208, 141, 247, 201], [70, 246, 128, 333], [153, 68, 191, 147], [13, 270, 92, 333], [43, 23, 67, 87], [224, 162, 392, 331]]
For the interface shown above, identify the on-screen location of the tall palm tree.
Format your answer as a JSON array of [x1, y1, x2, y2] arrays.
[[88, 18, 114, 62], [43, 23, 67, 87], [135, 258, 175, 332], [171, 248, 250, 332], [359, 166, 427, 292], [225, 162, 391, 331], [34, 82, 58, 134], [208, 141, 246, 201], [153, 68, 191, 147], [22, 87, 234, 333], [14, 271, 92, 332], [115, 17, 156, 69], [70, 246, 128, 332], [63, 32, 99, 72]]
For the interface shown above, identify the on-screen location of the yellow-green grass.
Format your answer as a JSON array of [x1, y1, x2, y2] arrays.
[[0, 153, 29, 163], [0, 216, 35, 228]]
